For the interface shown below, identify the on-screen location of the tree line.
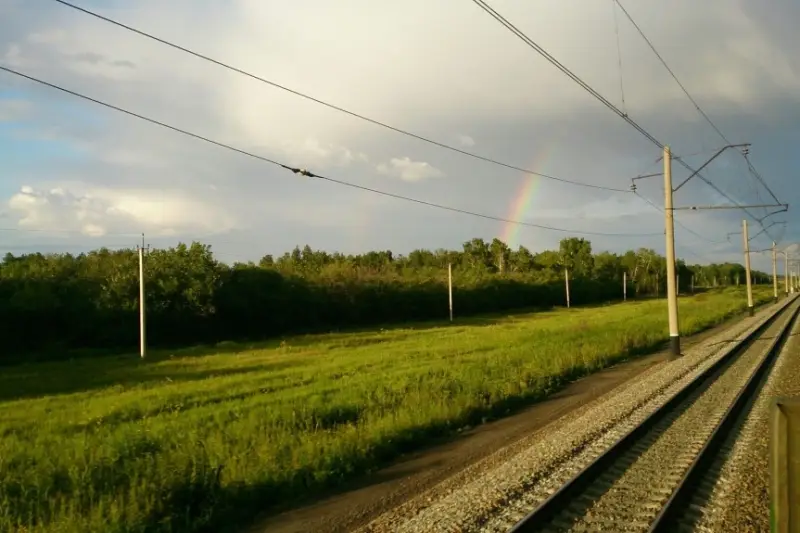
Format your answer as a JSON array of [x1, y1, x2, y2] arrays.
[[0, 237, 771, 358]]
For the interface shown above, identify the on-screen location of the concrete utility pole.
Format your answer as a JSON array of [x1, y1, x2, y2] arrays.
[[629, 142, 787, 356], [772, 241, 778, 302], [138, 234, 148, 358], [448, 263, 453, 322], [785, 251, 790, 296], [742, 220, 754, 316], [663, 146, 680, 356], [565, 268, 571, 308], [623, 271, 627, 301]]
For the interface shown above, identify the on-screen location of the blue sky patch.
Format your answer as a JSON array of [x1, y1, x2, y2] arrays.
[[0, 123, 85, 162]]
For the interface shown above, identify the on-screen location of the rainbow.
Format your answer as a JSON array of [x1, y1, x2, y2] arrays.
[[501, 174, 542, 248], [500, 129, 568, 249]]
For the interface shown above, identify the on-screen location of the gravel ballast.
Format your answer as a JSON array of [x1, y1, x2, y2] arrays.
[[513, 299, 800, 532], [693, 301, 800, 532], [358, 297, 795, 533]]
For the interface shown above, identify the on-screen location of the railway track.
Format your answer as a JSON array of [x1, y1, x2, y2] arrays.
[[505, 297, 800, 533]]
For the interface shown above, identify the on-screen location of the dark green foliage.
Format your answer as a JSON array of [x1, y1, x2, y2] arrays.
[[0, 238, 770, 358]]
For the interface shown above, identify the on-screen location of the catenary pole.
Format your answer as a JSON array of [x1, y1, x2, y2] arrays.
[[448, 263, 453, 322], [623, 271, 627, 301], [138, 233, 147, 358], [663, 146, 680, 356], [742, 220, 754, 316], [785, 251, 790, 296], [772, 241, 778, 302]]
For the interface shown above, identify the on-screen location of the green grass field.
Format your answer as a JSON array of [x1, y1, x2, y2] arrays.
[[0, 287, 776, 533]]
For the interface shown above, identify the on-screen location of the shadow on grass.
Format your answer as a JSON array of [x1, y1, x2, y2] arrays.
[[135, 379, 572, 533], [4, 287, 731, 371], [0, 356, 309, 404], [0, 289, 762, 404], [140, 453, 426, 533], [2, 293, 776, 533], [128, 333, 686, 533], [5, 290, 696, 367], [0, 306, 567, 404], [227, 297, 779, 532]]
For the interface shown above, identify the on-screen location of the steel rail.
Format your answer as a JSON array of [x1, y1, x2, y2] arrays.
[[509, 296, 798, 532], [648, 301, 800, 531]]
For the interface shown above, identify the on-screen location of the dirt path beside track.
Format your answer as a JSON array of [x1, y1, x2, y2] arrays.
[[248, 310, 761, 533]]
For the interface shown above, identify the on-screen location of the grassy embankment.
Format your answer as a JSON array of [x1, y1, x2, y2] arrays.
[[0, 286, 776, 533]]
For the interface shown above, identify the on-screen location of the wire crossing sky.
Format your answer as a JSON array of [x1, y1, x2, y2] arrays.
[[470, 0, 787, 241], [0, 0, 795, 270], [0, 64, 662, 238]]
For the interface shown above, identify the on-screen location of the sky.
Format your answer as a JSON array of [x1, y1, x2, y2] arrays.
[[0, 0, 798, 273]]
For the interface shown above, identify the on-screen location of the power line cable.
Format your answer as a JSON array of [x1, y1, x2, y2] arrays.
[[610, 0, 627, 115], [743, 155, 781, 204], [47, 0, 776, 241], [0, 64, 661, 238], [469, 0, 776, 232], [674, 243, 712, 264], [46, 0, 629, 194], [612, 0, 784, 223], [633, 191, 726, 245], [471, 0, 659, 145], [626, 189, 717, 262], [611, 0, 730, 144]]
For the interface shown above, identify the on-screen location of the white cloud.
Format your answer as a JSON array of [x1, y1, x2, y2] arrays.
[[376, 157, 445, 182], [458, 134, 476, 147], [277, 137, 368, 168], [216, 0, 800, 150], [2, 43, 23, 67], [81, 223, 106, 237], [7, 185, 239, 237], [27, 30, 67, 46], [96, 147, 167, 169], [531, 194, 655, 221], [13, 28, 139, 81], [0, 0, 796, 265]]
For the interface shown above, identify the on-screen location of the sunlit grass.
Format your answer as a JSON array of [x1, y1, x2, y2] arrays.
[[0, 287, 775, 533]]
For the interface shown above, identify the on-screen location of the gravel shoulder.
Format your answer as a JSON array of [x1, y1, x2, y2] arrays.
[[249, 304, 780, 533], [696, 303, 800, 532], [530, 301, 798, 532], [358, 298, 791, 533]]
